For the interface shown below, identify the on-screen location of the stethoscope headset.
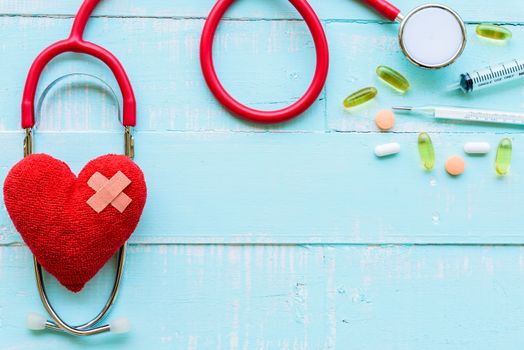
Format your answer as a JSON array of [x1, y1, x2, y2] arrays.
[[13, 0, 468, 337], [21, 0, 135, 336]]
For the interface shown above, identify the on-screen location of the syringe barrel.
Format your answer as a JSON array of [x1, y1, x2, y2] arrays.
[[466, 58, 524, 92]]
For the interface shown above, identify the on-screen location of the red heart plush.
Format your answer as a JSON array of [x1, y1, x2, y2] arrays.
[[3, 154, 147, 292]]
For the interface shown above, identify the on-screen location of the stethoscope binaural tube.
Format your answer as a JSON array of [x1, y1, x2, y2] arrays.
[[22, 0, 136, 129], [200, 0, 329, 124], [360, 0, 467, 69], [21, 0, 135, 336]]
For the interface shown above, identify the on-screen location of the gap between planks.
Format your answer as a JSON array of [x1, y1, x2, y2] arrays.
[[1, 13, 524, 26], [2, 241, 524, 247]]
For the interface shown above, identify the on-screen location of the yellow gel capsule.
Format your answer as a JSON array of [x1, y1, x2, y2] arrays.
[[476, 24, 512, 41], [418, 132, 435, 170], [343, 87, 377, 109], [376, 66, 410, 93], [495, 138, 512, 176]]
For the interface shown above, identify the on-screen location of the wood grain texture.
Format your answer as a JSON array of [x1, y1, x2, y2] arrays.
[[1, 0, 524, 348], [1, 245, 524, 349], [1, 0, 524, 22], [1, 132, 524, 245]]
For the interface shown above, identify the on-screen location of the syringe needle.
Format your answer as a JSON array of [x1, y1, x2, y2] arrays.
[[447, 82, 461, 91]]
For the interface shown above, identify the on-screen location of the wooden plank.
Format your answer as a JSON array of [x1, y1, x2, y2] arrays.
[[1, 0, 523, 22], [1, 244, 524, 348], [2, 17, 524, 134], [0, 16, 325, 132], [1, 131, 524, 245], [2, 1, 524, 349]]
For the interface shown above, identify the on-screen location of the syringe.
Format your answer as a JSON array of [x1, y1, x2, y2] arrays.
[[448, 58, 524, 93], [393, 105, 524, 126]]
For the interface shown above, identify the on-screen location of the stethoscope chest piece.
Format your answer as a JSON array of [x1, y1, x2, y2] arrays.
[[361, 0, 466, 69], [398, 4, 466, 69]]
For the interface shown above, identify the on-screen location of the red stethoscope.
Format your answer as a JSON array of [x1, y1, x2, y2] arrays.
[[21, 0, 135, 336], [200, 0, 467, 124], [22, 0, 136, 130], [200, 0, 329, 124]]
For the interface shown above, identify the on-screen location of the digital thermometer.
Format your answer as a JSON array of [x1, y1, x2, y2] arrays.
[[393, 105, 524, 126]]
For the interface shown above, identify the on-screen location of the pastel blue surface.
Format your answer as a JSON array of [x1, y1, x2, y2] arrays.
[[1, 0, 524, 349]]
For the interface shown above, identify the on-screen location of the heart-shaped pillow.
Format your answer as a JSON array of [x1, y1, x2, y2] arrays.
[[3, 154, 147, 292]]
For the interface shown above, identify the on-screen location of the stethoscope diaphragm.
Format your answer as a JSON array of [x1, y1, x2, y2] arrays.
[[398, 4, 466, 69], [361, 0, 467, 69]]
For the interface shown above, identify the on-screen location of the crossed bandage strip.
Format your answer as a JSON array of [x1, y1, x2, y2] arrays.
[[87, 171, 132, 213]]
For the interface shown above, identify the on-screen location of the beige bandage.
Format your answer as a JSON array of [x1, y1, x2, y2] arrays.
[[87, 171, 132, 213]]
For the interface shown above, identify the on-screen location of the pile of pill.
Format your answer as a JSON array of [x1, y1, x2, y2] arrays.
[[343, 65, 409, 109], [375, 133, 513, 177], [353, 27, 516, 179]]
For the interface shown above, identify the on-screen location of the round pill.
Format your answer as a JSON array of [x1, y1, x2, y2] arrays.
[[445, 155, 465, 176], [375, 109, 396, 130], [374, 142, 400, 157], [464, 142, 491, 154]]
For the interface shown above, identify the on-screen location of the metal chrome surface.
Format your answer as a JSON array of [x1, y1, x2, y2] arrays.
[[398, 4, 467, 69]]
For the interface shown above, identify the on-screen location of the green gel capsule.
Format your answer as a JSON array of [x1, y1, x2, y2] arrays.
[[418, 132, 435, 170], [495, 138, 512, 176], [343, 87, 377, 109], [376, 66, 410, 93], [476, 24, 512, 41]]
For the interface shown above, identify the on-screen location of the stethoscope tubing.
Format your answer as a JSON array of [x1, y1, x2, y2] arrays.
[[21, 0, 136, 129], [360, 0, 401, 21], [200, 0, 329, 124]]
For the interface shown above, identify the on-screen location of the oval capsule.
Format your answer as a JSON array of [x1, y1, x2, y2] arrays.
[[418, 132, 435, 170], [343, 87, 377, 109], [374, 142, 400, 157], [476, 24, 512, 41], [376, 66, 410, 93], [495, 138, 512, 176], [464, 142, 491, 155]]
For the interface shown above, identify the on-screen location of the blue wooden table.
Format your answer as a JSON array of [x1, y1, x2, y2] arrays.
[[1, 0, 524, 348]]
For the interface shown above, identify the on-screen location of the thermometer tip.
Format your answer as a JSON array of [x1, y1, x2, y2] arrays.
[[392, 106, 413, 111]]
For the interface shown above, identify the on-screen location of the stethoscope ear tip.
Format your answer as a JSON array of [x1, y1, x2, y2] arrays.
[[109, 317, 131, 334], [26, 312, 47, 331]]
